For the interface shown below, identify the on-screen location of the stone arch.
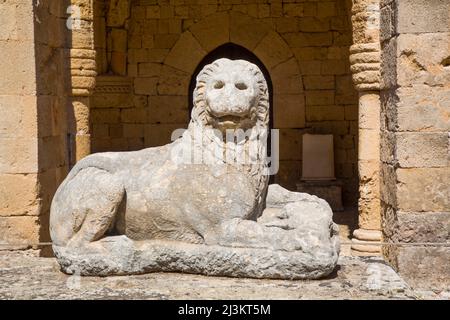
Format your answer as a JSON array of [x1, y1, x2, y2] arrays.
[[158, 12, 305, 130]]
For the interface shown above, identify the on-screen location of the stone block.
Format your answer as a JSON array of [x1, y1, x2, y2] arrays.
[[317, 2, 336, 17], [38, 135, 66, 172], [154, 34, 180, 49], [254, 31, 293, 70], [128, 48, 148, 64], [309, 120, 350, 136], [0, 41, 36, 95], [299, 17, 330, 32], [394, 246, 450, 290], [90, 108, 121, 124], [396, 132, 449, 168], [230, 12, 270, 50], [270, 58, 303, 94], [395, 87, 450, 132], [273, 95, 306, 129], [305, 90, 335, 106], [148, 49, 169, 63], [138, 62, 162, 77], [303, 76, 335, 90], [92, 93, 134, 109], [148, 96, 189, 124], [157, 65, 190, 96], [275, 160, 302, 191], [284, 32, 333, 48], [110, 28, 127, 52], [164, 31, 206, 74], [190, 12, 229, 52], [110, 52, 127, 75], [279, 129, 302, 161], [0, 216, 39, 249], [0, 138, 38, 174], [298, 60, 322, 75], [397, 0, 450, 34], [283, 4, 304, 17], [144, 123, 187, 147], [344, 105, 358, 121], [293, 47, 328, 61], [146, 6, 160, 19], [306, 105, 345, 121], [92, 124, 109, 138], [397, 33, 450, 88], [275, 18, 299, 34], [396, 168, 450, 212], [121, 108, 147, 124], [392, 211, 450, 244], [296, 181, 344, 211], [0, 1, 34, 41], [0, 95, 37, 138], [320, 59, 348, 75], [123, 124, 144, 138], [0, 173, 39, 216], [142, 35, 154, 48], [109, 123, 123, 138], [134, 77, 158, 95]]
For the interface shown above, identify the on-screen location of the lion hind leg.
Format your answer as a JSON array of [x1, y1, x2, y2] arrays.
[[63, 168, 125, 248]]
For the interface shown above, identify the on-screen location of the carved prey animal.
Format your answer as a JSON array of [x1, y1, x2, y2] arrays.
[[50, 58, 340, 279]]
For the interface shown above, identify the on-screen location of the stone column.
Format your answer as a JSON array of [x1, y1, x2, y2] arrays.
[[67, 0, 97, 165], [349, 0, 382, 255]]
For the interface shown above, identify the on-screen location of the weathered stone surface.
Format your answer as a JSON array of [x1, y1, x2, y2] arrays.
[[0, 174, 39, 217], [0, 216, 40, 250], [387, 211, 450, 244], [395, 246, 450, 291], [396, 33, 450, 88], [0, 251, 423, 300], [396, 168, 450, 212], [394, 86, 450, 132], [163, 31, 206, 74], [273, 94, 306, 128], [395, 132, 449, 168], [397, 0, 450, 34], [50, 59, 339, 279], [189, 12, 229, 52]]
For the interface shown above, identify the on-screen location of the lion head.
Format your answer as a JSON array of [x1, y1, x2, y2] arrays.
[[191, 58, 269, 133]]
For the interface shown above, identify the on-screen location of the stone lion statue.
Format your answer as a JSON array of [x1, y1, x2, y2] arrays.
[[50, 58, 340, 279]]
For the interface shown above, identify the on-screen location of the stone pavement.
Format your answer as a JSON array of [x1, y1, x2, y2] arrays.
[[1, 250, 447, 300]]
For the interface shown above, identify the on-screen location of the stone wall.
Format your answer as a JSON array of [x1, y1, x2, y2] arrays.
[[90, 0, 359, 206], [0, 0, 68, 252], [380, 0, 450, 289]]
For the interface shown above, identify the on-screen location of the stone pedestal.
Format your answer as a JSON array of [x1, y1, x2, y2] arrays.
[[296, 180, 344, 211]]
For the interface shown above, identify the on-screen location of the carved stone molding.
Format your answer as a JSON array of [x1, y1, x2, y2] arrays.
[[94, 75, 133, 94], [67, 49, 97, 96], [350, 0, 381, 92], [350, 43, 381, 91]]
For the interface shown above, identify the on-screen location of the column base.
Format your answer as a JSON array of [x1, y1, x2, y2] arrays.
[[351, 229, 382, 256]]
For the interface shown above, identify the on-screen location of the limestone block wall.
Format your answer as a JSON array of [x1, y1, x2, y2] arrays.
[[0, 0, 68, 251], [380, 0, 450, 289], [0, 0, 40, 249], [90, 0, 359, 206]]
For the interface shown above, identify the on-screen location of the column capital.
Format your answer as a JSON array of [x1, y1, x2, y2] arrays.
[[350, 0, 381, 91]]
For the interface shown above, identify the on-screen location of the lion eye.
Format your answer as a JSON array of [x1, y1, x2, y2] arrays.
[[235, 82, 248, 90], [214, 81, 225, 89]]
